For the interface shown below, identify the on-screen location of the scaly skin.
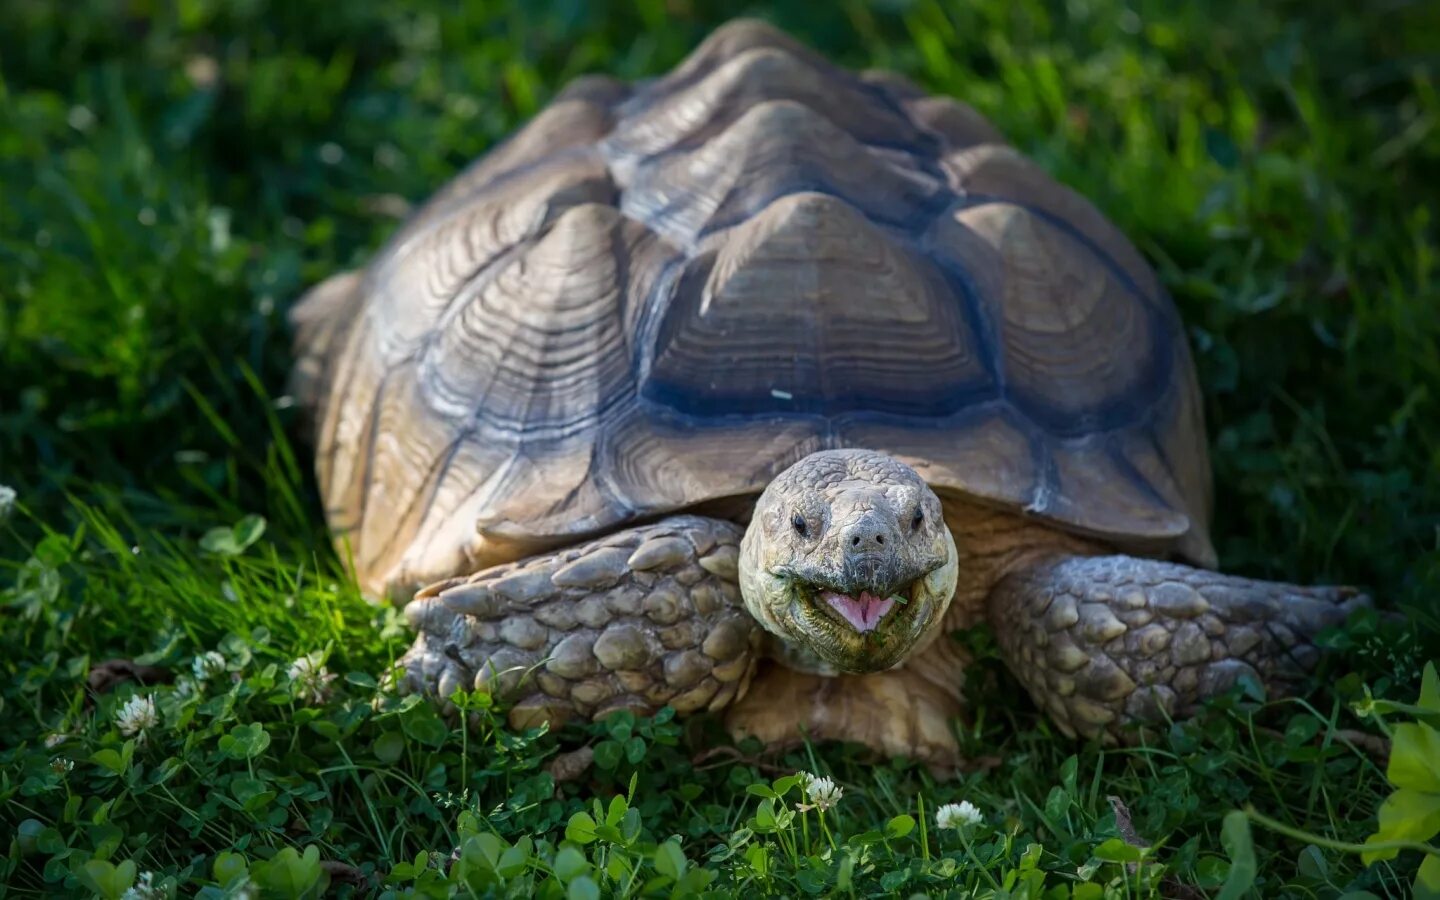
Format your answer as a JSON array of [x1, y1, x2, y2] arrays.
[[399, 516, 762, 729], [397, 449, 1367, 767], [986, 556, 1368, 739]]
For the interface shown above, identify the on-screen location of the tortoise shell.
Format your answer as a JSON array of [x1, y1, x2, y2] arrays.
[[295, 19, 1215, 599]]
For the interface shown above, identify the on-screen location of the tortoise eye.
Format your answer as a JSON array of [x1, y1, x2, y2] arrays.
[[791, 513, 808, 537], [911, 508, 924, 531]]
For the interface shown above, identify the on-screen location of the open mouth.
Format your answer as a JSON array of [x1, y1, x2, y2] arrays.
[[798, 579, 921, 635]]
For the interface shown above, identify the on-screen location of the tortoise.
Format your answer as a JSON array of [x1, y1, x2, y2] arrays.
[[290, 19, 1366, 765]]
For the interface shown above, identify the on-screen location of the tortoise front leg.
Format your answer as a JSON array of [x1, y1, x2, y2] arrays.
[[399, 516, 762, 729], [986, 555, 1369, 739]]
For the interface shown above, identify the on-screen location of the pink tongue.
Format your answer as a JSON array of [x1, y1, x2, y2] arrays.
[[821, 591, 897, 633]]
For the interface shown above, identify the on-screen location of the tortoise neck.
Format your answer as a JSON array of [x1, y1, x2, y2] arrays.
[[940, 498, 1108, 630], [896, 498, 1106, 702]]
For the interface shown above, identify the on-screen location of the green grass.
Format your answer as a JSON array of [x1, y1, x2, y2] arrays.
[[2, 0, 1438, 896]]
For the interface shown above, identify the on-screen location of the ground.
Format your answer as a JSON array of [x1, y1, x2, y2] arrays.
[[2, 0, 1438, 897]]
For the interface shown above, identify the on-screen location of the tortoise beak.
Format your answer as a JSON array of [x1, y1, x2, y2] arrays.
[[838, 552, 906, 599]]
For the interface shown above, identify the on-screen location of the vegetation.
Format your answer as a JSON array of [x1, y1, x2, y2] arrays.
[[2, 0, 1437, 896]]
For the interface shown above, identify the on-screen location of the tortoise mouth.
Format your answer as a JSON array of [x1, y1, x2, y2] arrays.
[[778, 575, 929, 673], [801, 578, 923, 634]]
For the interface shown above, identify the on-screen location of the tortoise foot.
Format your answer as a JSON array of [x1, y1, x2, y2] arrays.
[[397, 516, 762, 729], [988, 555, 1370, 739]]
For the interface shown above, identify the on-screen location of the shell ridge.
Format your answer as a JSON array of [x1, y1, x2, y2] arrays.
[[620, 98, 947, 247], [415, 239, 537, 417], [402, 146, 605, 240], [948, 195, 1178, 436], [314, 314, 375, 486], [957, 193, 1165, 310], [1024, 443, 1062, 516], [628, 251, 685, 387], [350, 365, 398, 567], [1104, 440, 1184, 515], [921, 215, 1006, 393]]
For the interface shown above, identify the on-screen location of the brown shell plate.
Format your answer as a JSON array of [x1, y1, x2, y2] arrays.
[[297, 20, 1215, 598]]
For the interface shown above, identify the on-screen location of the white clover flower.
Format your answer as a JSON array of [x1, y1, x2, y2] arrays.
[[50, 757, 74, 776], [116, 694, 158, 740], [192, 650, 227, 681], [121, 871, 163, 900], [0, 484, 16, 519], [935, 800, 984, 831], [798, 772, 844, 812], [44, 731, 71, 749], [288, 652, 337, 705]]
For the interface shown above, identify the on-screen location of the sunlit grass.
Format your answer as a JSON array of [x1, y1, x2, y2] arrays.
[[2, 0, 1437, 895]]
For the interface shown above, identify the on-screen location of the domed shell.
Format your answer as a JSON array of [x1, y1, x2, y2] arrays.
[[295, 19, 1214, 599]]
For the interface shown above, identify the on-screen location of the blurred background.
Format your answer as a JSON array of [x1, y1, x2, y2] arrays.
[[4, 0, 1437, 638], [3, 1, 1439, 895]]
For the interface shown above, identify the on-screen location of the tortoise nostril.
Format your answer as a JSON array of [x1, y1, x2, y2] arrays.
[[875, 534, 884, 545], [850, 535, 860, 547]]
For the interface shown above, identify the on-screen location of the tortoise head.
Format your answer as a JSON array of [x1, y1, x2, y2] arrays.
[[739, 449, 958, 673]]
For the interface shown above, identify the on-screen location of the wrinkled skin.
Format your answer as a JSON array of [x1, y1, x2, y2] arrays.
[[739, 449, 959, 673]]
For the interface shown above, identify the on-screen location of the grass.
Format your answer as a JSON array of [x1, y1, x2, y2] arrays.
[[2, 0, 1438, 896]]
